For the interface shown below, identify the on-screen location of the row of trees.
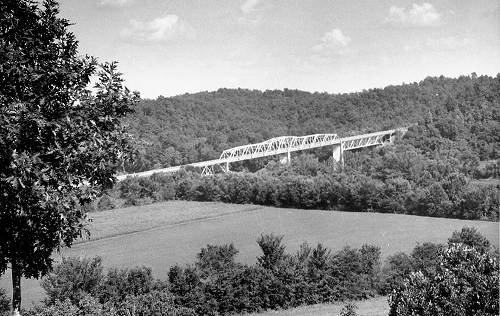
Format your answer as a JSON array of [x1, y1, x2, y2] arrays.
[[109, 155, 499, 221], [1, 227, 497, 315], [104, 118, 499, 221]]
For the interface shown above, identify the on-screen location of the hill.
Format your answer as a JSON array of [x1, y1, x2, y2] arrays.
[[124, 74, 500, 172]]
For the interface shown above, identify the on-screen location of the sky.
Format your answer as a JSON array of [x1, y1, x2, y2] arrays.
[[58, 0, 500, 98]]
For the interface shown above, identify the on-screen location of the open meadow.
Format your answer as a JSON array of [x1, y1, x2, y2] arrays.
[[242, 296, 389, 316], [0, 200, 498, 307]]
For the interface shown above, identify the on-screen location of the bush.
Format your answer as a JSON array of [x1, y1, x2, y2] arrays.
[[40, 257, 104, 304], [196, 243, 239, 277], [257, 234, 286, 271], [97, 266, 157, 304], [388, 244, 499, 316], [448, 226, 490, 253], [28, 294, 115, 316], [167, 236, 382, 315], [116, 291, 196, 316], [340, 302, 358, 316], [0, 288, 9, 316], [410, 242, 444, 276], [379, 252, 413, 295]]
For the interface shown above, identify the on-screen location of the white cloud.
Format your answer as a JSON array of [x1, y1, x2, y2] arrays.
[[312, 29, 351, 55], [98, 0, 132, 7], [241, 0, 260, 13], [386, 3, 442, 27], [121, 14, 195, 42]]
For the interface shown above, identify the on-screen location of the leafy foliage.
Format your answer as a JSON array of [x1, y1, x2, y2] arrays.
[[448, 226, 491, 253], [109, 159, 499, 220], [107, 74, 500, 223], [340, 302, 358, 316], [168, 236, 382, 315], [40, 257, 104, 305], [388, 244, 499, 316], [0, 288, 9, 316], [124, 74, 500, 172], [32, 228, 497, 316], [0, 0, 138, 311], [256, 234, 286, 271]]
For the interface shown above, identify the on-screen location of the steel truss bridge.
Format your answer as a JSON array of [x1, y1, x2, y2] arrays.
[[117, 127, 406, 181]]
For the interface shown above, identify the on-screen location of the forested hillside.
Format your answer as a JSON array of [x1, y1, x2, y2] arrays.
[[125, 74, 499, 172]]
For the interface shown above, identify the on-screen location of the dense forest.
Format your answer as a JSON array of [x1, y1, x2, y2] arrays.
[[124, 73, 499, 172], [99, 74, 500, 221]]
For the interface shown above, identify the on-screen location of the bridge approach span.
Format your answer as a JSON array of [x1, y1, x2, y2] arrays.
[[117, 128, 404, 180]]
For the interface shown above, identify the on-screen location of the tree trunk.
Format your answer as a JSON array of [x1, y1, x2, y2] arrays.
[[11, 263, 21, 316]]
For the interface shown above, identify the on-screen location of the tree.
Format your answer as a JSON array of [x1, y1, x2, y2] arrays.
[[257, 234, 286, 271], [0, 1, 138, 314], [0, 289, 9, 316], [195, 243, 239, 277], [448, 226, 490, 253], [388, 244, 499, 316], [40, 257, 103, 305]]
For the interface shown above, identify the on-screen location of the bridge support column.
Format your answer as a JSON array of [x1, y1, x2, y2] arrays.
[[332, 142, 344, 168], [279, 150, 292, 165], [225, 162, 230, 173]]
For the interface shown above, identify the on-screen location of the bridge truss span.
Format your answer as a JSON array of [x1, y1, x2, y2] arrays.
[[117, 127, 407, 180], [219, 134, 340, 162], [341, 129, 395, 151]]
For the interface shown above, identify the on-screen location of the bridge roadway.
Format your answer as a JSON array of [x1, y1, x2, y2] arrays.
[[117, 128, 404, 180]]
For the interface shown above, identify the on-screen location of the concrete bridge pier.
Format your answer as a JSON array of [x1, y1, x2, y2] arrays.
[[332, 141, 344, 168], [279, 150, 292, 165]]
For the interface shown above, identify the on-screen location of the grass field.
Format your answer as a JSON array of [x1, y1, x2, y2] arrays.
[[0, 201, 498, 308], [242, 296, 389, 316]]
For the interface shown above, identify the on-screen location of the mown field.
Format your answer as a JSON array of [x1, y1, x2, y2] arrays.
[[243, 296, 389, 316], [1, 201, 498, 307]]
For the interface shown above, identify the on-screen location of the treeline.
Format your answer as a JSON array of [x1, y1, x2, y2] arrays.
[[124, 74, 499, 173], [99, 102, 500, 221], [3, 227, 497, 316], [99, 126, 500, 220], [112, 170, 498, 221]]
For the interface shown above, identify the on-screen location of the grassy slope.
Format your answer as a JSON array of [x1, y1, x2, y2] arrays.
[[80, 201, 262, 242], [1, 201, 498, 307]]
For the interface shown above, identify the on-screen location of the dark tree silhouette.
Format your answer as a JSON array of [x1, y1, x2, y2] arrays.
[[0, 0, 138, 314]]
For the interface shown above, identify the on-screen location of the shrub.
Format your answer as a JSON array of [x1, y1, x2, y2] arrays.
[[388, 244, 499, 316], [410, 242, 444, 276], [116, 291, 196, 316], [257, 234, 286, 271], [0, 288, 9, 316], [40, 257, 104, 304], [448, 226, 490, 253], [340, 302, 358, 316], [28, 300, 80, 316], [98, 266, 156, 304], [195, 243, 239, 277], [379, 252, 413, 295], [28, 294, 115, 316]]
